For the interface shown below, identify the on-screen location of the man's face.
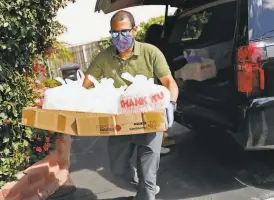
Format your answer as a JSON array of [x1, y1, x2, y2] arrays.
[[110, 18, 137, 39]]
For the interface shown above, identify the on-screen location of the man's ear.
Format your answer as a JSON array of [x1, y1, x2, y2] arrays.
[[132, 25, 138, 36], [134, 25, 139, 31]]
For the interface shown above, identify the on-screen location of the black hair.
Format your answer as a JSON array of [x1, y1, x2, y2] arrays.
[[110, 10, 135, 29]]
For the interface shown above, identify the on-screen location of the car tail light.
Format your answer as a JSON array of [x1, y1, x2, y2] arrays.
[[236, 42, 265, 95]]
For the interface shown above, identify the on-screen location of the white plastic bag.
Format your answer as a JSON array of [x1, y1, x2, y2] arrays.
[[42, 70, 126, 114], [119, 73, 170, 114], [42, 70, 89, 112], [85, 75, 126, 114]]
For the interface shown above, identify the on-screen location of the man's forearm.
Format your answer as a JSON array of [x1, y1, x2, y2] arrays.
[[167, 80, 179, 102], [159, 74, 179, 102]]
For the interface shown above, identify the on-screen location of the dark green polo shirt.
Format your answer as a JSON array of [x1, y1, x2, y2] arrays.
[[86, 41, 171, 88]]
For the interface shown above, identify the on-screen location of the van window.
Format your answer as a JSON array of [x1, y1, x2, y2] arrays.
[[236, 0, 248, 46], [181, 12, 212, 41], [169, 1, 237, 44], [248, 0, 274, 41]]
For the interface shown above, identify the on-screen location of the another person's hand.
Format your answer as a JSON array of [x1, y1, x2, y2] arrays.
[[166, 101, 177, 128]]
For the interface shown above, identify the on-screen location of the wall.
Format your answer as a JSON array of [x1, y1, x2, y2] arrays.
[[49, 40, 102, 77]]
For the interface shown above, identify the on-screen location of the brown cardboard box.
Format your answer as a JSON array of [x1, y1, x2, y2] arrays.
[[22, 108, 167, 136]]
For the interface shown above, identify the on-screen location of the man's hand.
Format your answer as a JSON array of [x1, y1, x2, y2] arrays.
[[159, 74, 178, 128], [82, 75, 93, 89], [166, 101, 176, 128]]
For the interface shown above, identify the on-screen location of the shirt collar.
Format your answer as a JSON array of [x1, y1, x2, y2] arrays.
[[111, 40, 140, 57], [133, 40, 140, 55]]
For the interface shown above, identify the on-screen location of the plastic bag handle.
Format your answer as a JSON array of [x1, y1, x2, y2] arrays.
[[55, 77, 66, 85], [65, 79, 74, 84], [88, 75, 100, 87], [121, 72, 135, 83], [76, 70, 85, 85]]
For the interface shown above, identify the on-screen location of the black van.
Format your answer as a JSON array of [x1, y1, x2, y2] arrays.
[[95, 0, 274, 150]]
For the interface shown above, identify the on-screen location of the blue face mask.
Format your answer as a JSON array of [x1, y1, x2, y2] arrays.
[[112, 34, 134, 52]]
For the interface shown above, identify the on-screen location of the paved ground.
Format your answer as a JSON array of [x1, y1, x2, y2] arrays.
[[49, 123, 274, 200]]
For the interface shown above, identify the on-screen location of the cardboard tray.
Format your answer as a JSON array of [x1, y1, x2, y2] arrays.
[[22, 108, 167, 136]]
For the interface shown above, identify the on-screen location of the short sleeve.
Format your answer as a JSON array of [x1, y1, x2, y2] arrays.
[[153, 47, 171, 79], [85, 53, 103, 79]]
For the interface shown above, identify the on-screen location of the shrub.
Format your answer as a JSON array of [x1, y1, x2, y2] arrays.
[[0, 0, 75, 188], [0, 64, 63, 187], [135, 16, 164, 42], [0, 64, 35, 186]]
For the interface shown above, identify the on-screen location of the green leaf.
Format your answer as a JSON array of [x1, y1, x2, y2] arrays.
[[12, 143, 19, 151], [0, 112, 7, 119], [5, 87, 11, 93], [3, 148, 10, 156], [12, 109, 18, 117], [3, 137, 10, 143], [22, 139, 29, 147], [25, 128, 33, 139], [3, 22, 9, 27]]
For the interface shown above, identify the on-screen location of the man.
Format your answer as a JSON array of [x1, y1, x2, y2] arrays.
[[83, 10, 178, 200]]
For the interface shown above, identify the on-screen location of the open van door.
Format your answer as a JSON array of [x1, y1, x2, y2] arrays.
[[94, 0, 220, 13], [95, 0, 168, 13]]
